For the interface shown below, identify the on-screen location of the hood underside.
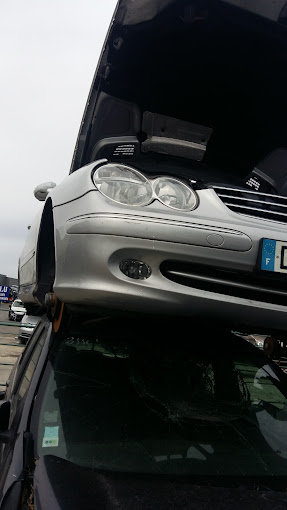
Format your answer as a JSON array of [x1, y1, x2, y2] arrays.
[[70, 0, 287, 188]]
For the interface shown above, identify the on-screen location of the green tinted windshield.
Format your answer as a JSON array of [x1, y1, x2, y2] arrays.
[[32, 320, 287, 479]]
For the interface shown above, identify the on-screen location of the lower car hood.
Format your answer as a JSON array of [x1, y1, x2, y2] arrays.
[[33, 455, 287, 510]]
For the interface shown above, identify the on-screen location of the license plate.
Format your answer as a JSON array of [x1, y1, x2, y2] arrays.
[[260, 238, 287, 274]]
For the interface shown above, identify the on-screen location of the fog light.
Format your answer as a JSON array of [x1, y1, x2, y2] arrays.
[[120, 260, 151, 279]]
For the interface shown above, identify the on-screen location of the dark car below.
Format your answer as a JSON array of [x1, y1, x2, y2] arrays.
[[1, 315, 287, 508]]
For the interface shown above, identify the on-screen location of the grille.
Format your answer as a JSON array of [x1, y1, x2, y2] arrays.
[[161, 261, 287, 306], [212, 186, 287, 223]]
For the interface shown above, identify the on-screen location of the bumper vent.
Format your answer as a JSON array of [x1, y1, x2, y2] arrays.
[[212, 186, 287, 223], [161, 261, 287, 306]]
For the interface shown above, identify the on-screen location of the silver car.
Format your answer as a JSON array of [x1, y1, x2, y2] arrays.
[[18, 314, 40, 344], [8, 299, 26, 322], [18, 0, 287, 333]]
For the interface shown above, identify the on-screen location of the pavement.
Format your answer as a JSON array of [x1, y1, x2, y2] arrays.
[[0, 306, 24, 388]]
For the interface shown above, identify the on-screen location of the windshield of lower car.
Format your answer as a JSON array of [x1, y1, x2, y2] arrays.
[[31, 319, 287, 482]]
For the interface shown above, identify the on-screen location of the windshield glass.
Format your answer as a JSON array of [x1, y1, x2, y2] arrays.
[[31, 319, 287, 482]]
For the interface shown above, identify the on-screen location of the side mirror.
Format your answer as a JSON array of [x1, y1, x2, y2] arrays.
[[33, 182, 56, 201]]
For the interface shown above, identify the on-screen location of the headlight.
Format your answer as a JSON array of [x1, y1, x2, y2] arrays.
[[93, 164, 153, 206], [93, 163, 198, 211], [153, 177, 198, 211]]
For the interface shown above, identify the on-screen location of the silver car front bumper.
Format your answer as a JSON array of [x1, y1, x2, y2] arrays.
[[52, 213, 287, 331]]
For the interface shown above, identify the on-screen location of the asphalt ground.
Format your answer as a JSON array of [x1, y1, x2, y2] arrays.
[[0, 306, 24, 388]]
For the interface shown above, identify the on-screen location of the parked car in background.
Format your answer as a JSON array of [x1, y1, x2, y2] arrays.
[[18, 0, 287, 335], [8, 299, 26, 321], [18, 314, 40, 344], [10, 286, 18, 300], [1, 315, 287, 508], [7, 289, 13, 304]]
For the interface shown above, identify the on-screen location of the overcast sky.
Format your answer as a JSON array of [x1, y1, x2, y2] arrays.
[[0, 0, 117, 278]]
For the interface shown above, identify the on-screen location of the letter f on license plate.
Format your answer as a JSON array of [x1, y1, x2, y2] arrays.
[[261, 238, 287, 274]]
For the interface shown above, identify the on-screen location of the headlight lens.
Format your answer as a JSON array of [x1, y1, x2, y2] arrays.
[[93, 164, 198, 210], [93, 164, 153, 206], [153, 177, 197, 210]]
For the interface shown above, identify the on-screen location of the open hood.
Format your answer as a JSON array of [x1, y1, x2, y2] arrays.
[[70, 0, 287, 189]]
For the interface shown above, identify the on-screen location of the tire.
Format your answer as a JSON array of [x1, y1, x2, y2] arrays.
[[36, 199, 56, 307]]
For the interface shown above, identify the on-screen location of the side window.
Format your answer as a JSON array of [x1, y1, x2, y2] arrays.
[[18, 334, 46, 399], [9, 327, 47, 426]]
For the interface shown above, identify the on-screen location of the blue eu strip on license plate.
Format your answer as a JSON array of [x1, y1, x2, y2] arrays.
[[261, 238, 287, 274]]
